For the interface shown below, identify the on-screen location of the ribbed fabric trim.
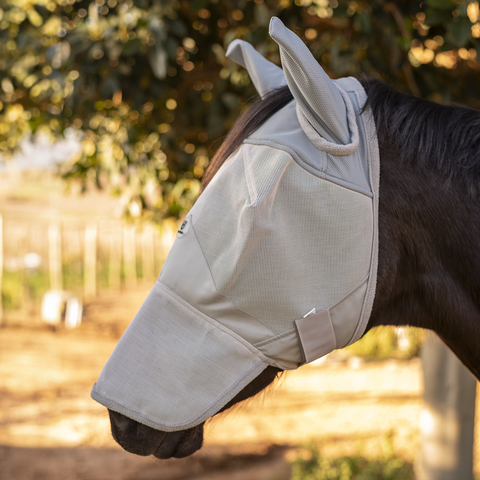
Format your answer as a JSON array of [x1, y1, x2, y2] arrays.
[[296, 86, 359, 156], [346, 85, 380, 345]]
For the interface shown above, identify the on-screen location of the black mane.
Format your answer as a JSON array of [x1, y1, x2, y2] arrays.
[[361, 79, 480, 192]]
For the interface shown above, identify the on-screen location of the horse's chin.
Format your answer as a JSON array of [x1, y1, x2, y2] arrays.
[[108, 410, 204, 459]]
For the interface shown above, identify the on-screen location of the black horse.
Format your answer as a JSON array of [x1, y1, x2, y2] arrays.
[[107, 79, 480, 459]]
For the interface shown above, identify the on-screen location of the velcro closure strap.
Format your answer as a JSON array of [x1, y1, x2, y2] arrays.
[[294, 309, 336, 363]]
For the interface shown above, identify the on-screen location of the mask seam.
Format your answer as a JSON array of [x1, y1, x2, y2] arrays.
[[186, 222, 278, 336], [253, 327, 296, 347], [243, 139, 373, 198]]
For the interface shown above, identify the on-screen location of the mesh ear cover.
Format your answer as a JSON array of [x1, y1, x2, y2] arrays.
[[226, 39, 287, 98], [269, 16, 350, 144]]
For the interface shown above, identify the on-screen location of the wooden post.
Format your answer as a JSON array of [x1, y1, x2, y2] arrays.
[[84, 224, 97, 297], [108, 224, 121, 290], [141, 225, 154, 281], [48, 224, 62, 291], [416, 332, 477, 480], [160, 219, 176, 262], [0, 214, 3, 322], [123, 225, 137, 288]]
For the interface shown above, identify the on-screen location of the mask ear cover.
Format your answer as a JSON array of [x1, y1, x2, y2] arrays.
[[269, 17, 350, 145], [225, 39, 287, 99]]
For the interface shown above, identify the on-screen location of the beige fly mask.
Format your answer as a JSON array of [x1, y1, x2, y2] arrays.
[[92, 17, 380, 432]]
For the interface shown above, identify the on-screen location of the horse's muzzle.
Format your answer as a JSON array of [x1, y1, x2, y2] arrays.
[[108, 410, 204, 458]]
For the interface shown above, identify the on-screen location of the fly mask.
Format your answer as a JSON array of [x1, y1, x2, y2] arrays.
[[91, 17, 380, 432]]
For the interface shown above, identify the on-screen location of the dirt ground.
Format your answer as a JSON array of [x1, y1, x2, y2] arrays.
[[0, 285, 479, 480]]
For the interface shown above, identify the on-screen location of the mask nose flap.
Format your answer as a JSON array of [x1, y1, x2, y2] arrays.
[[269, 17, 350, 145], [226, 39, 287, 99]]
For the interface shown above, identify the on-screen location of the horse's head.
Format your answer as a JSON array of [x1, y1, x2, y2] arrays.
[[92, 17, 380, 458]]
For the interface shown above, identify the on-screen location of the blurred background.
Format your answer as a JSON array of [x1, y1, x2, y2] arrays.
[[1, 0, 479, 479]]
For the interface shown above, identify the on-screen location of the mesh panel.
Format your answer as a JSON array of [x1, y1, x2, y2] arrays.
[[193, 144, 373, 334]]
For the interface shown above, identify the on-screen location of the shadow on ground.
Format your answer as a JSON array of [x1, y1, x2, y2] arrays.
[[0, 443, 291, 480]]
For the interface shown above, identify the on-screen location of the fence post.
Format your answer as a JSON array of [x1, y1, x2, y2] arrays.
[[0, 214, 3, 322], [84, 224, 97, 297], [108, 224, 121, 290], [141, 225, 154, 281], [123, 225, 137, 288], [416, 332, 476, 480], [48, 224, 62, 291], [160, 219, 176, 260]]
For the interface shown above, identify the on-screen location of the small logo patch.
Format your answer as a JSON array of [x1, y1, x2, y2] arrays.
[[177, 218, 190, 238]]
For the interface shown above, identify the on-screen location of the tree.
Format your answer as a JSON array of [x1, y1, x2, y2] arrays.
[[1, 0, 480, 220]]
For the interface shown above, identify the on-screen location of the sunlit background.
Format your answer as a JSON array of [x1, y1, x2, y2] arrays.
[[1, 0, 480, 479]]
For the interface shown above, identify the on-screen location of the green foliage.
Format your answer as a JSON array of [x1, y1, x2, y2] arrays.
[[62, 259, 84, 292], [2, 270, 24, 309], [1, 0, 480, 219], [290, 440, 414, 480], [345, 326, 425, 360], [2, 268, 50, 309], [25, 268, 51, 300], [62, 259, 117, 292], [3, 258, 154, 310]]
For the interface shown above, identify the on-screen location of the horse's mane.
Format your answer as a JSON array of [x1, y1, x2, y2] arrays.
[[201, 86, 294, 188], [202, 80, 480, 192], [361, 79, 480, 190]]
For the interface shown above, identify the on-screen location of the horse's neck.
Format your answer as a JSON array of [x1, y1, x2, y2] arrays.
[[369, 146, 480, 380]]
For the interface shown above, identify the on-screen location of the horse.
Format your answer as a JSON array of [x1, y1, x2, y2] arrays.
[[100, 26, 480, 460]]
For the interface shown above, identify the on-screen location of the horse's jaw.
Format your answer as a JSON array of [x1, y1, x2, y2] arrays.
[[108, 410, 204, 459]]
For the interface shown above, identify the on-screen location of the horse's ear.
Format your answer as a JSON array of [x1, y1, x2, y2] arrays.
[[269, 17, 350, 145], [226, 39, 287, 99]]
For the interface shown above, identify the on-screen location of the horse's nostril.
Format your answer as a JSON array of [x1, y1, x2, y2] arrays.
[[108, 410, 167, 456], [153, 424, 204, 459], [173, 426, 204, 458], [110, 410, 127, 434]]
